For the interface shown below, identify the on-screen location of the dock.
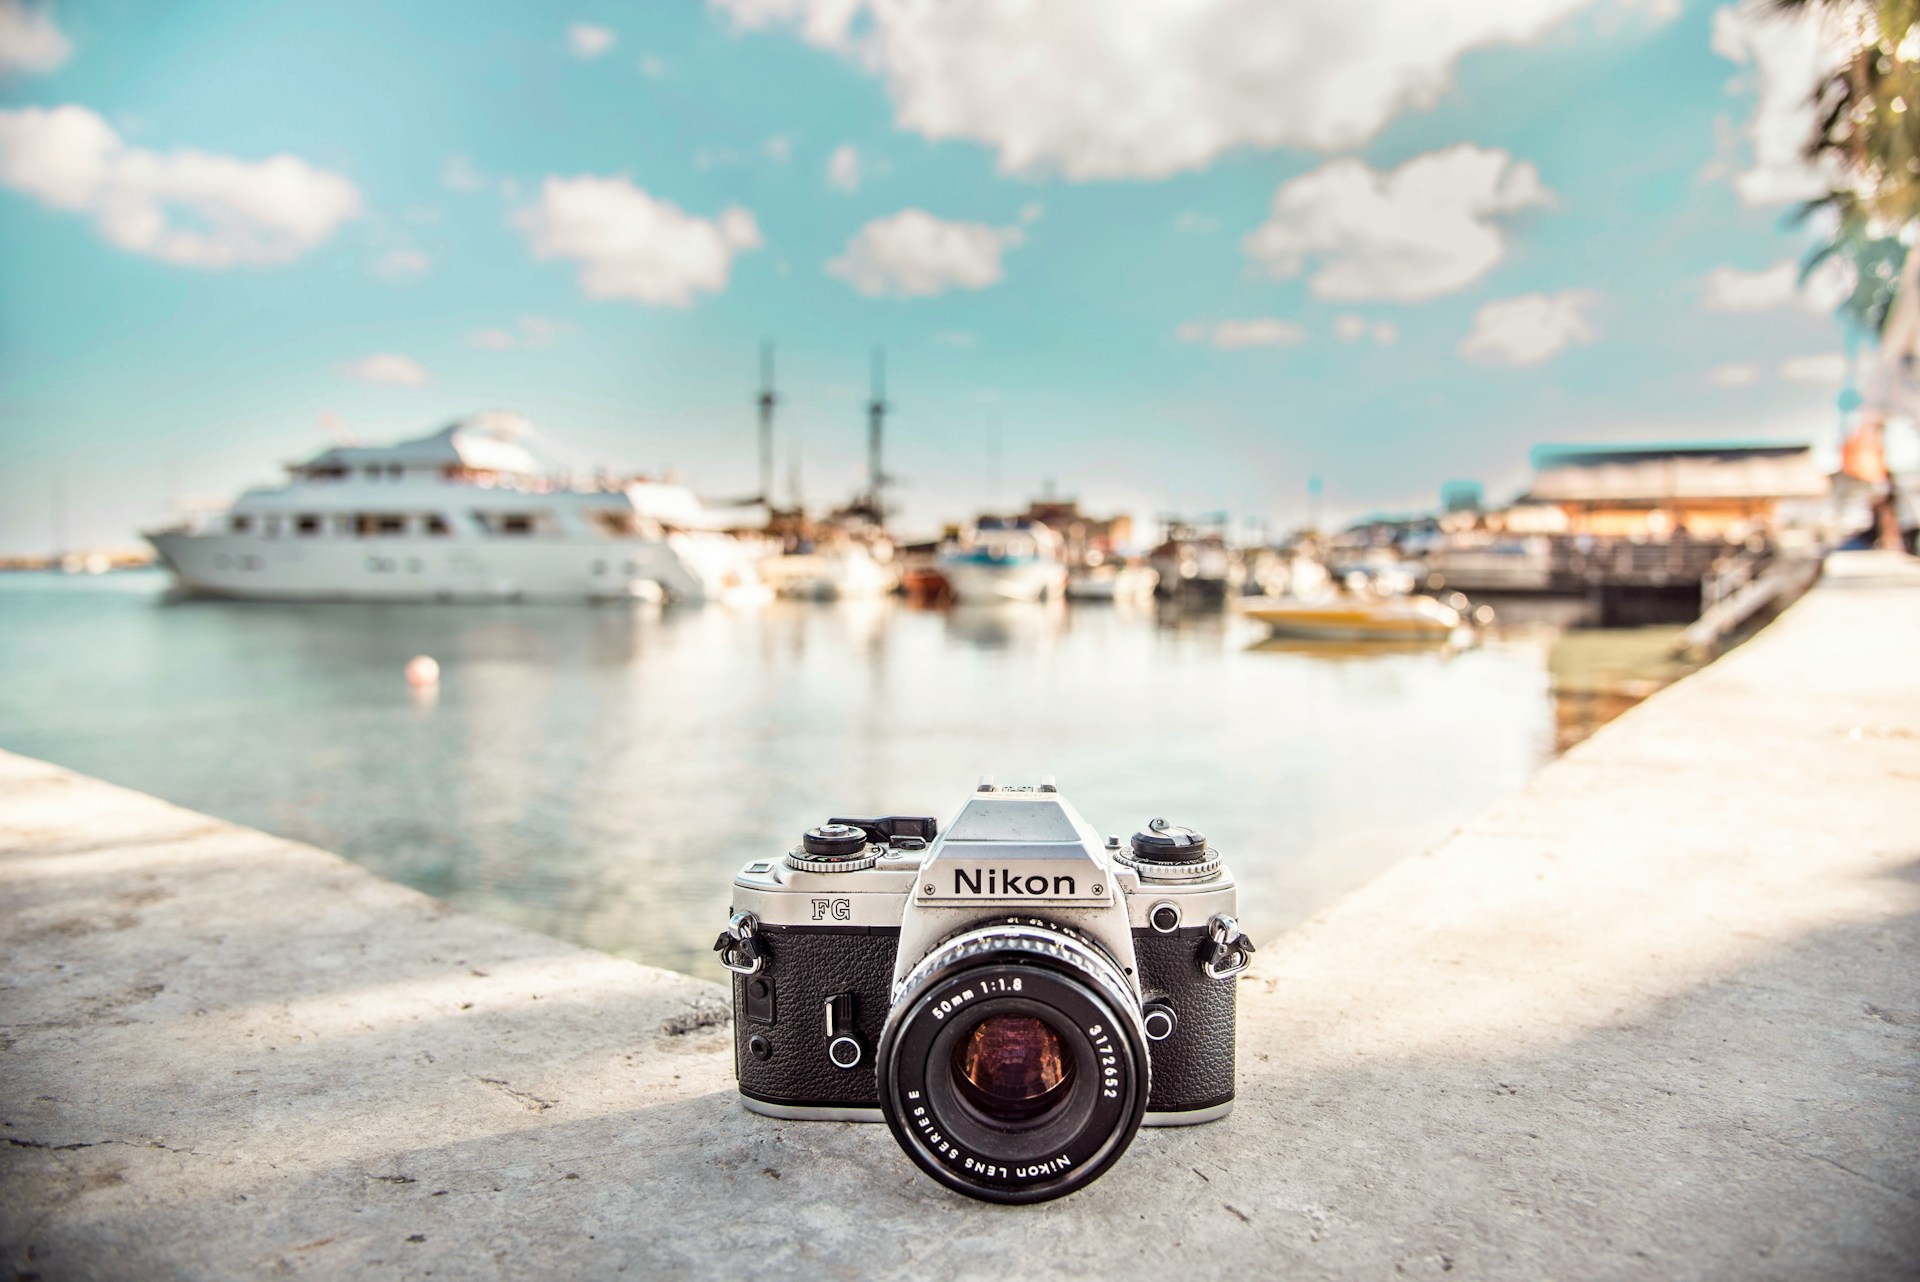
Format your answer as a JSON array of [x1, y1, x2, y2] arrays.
[[3, 551, 1917, 1279]]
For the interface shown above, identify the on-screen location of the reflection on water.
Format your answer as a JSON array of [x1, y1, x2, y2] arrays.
[[0, 571, 1558, 980]]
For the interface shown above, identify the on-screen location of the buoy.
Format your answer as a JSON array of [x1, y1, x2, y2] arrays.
[[405, 655, 440, 688]]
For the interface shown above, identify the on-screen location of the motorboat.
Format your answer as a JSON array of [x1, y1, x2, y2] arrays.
[[1065, 562, 1158, 603], [1239, 593, 1464, 641], [938, 519, 1068, 603], [144, 413, 764, 603]]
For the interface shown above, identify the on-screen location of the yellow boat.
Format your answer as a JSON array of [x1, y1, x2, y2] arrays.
[[1239, 594, 1463, 641]]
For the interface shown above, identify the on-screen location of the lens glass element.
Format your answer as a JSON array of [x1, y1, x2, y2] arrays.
[[951, 1015, 1076, 1125]]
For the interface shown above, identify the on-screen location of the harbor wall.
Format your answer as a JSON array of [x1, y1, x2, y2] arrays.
[[2, 551, 1916, 1280]]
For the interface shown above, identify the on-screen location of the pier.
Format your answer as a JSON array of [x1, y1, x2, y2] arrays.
[[3, 552, 1916, 1279]]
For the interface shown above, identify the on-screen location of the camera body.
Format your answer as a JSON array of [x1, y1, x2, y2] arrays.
[[719, 776, 1250, 1203]]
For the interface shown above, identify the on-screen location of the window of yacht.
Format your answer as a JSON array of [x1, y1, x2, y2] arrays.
[[500, 514, 534, 535], [425, 514, 451, 536], [588, 510, 643, 537], [387, 464, 403, 480], [295, 515, 322, 536], [356, 513, 409, 536], [230, 515, 252, 534]]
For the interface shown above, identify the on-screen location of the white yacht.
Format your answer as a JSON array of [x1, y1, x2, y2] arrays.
[[145, 413, 765, 604], [937, 519, 1069, 603]]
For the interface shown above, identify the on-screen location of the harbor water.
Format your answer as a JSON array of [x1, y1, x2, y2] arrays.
[[0, 571, 1567, 980]]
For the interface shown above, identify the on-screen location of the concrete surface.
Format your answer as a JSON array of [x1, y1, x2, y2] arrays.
[[2, 551, 1917, 1281]]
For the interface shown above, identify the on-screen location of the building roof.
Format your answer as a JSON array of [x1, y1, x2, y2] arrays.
[[1525, 439, 1828, 503]]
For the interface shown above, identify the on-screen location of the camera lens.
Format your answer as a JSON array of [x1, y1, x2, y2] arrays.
[[876, 921, 1149, 1204], [952, 1015, 1076, 1125]]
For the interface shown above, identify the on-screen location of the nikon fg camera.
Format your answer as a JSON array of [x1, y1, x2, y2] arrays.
[[715, 775, 1252, 1203]]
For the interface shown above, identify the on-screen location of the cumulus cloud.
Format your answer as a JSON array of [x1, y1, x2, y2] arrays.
[[1701, 256, 1850, 314], [515, 175, 762, 307], [1335, 314, 1399, 344], [1459, 291, 1597, 367], [1178, 318, 1308, 350], [568, 23, 615, 59], [342, 353, 431, 386], [1708, 362, 1762, 388], [1779, 351, 1847, 383], [0, 104, 361, 268], [826, 209, 1023, 298], [826, 143, 860, 191], [0, 0, 69, 73], [375, 248, 429, 280], [709, 0, 1595, 179], [471, 316, 572, 350], [1244, 145, 1553, 302], [1710, 5, 1838, 206]]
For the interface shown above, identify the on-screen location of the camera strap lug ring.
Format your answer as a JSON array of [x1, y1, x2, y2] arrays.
[[714, 911, 767, 976], [1202, 913, 1255, 980]]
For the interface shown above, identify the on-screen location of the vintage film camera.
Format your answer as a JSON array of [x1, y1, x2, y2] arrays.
[[716, 776, 1252, 1203]]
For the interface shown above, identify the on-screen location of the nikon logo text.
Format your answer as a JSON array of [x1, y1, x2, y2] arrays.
[[953, 868, 1077, 897]]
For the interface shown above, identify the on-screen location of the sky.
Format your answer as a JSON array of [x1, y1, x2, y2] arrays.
[[0, 0, 1862, 554]]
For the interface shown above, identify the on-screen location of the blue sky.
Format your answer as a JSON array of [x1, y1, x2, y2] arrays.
[[0, 0, 1856, 554]]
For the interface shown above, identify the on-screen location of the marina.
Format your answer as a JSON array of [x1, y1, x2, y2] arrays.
[[2, 552, 1912, 1277]]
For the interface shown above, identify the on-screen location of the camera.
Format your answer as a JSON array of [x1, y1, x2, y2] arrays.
[[715, 775, 1252, 1203]]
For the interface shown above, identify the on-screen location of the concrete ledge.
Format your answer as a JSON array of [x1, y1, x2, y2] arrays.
[[4, 552, 1917, 1280]]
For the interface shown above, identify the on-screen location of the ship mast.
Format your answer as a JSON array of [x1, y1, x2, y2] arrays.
[[757, 339, 777, 509], [866, 346, 888, 521]]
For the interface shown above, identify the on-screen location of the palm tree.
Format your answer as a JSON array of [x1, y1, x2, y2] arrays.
[[1778, 0, 1919, 547]]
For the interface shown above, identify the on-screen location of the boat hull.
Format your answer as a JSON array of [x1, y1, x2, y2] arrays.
[[940, 559, 1066, 603], [1240, 600, 1461, 642], [146, 530, 755, 604]]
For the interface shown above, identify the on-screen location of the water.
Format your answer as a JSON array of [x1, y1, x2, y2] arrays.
[[0, 571, 1557, 980]]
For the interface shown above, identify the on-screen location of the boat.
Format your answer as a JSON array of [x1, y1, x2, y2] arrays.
[[938, 519, 1068, 603], [1148, 526, 1245, 603], [144, 413, 765, 604], [1238, 593, 1464, 641], [1065, 562, 1158, 602], [757, 541, 895, 600]]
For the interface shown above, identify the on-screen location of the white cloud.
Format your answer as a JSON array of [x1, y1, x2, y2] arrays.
[[0, 0, 70, 73], [1459, 291, 1597, 367], [1701, 256, 1850, 314], [639, 53, 667, 77], [0, 104, 361, 269], [1779, 352, 1847, 383], [1178, 318, 1308, 350], [1174, 211, 1220, 234], [342, 353, 431, 386], [1244, 145, 1553, 302], [1708, 362, 1761, 388], [568, 23, 615, 59], [376, 248, 430, 280], [515, 175, 762, 307], [826, 143, 860, 191], [1710, 5, 1838, 206], [1334, 314, 1399, 344], [466, 316, 570, 352], [826, 209, 1023, 298], [441, 155, 487, 194], [709, 0, 1596, 180], [764, 133, 793, 164]]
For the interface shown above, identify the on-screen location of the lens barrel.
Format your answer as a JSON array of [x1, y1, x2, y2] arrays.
[[876, 921, 1149, 1204]]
